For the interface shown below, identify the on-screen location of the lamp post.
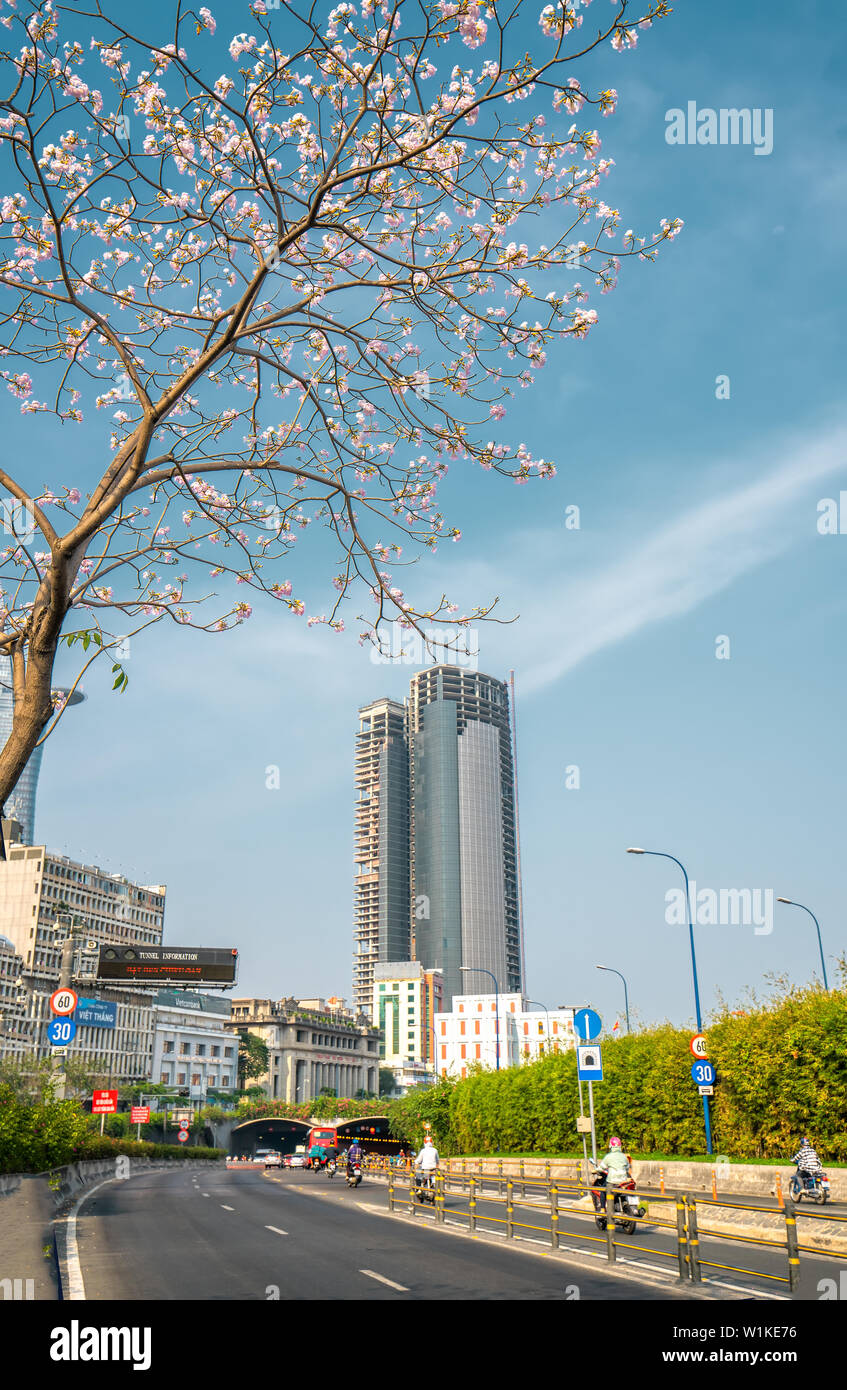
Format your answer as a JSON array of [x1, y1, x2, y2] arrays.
[[525, 1000, 552, 1057], [776, 899, 830, 990], [595, 966, 631, 1034], [627, 848, 712, 1155], [459, 967, 500, 1070]]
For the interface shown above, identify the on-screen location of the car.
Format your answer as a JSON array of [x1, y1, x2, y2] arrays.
[[284, 1153, 305, 1169], [262, 1150, 282, 1168]]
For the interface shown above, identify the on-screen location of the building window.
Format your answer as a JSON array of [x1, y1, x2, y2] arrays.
[[177, 1073, 186, 1085], [222, 1074, 230, 1085], [197, 1045, 206, 1056], [474, 1021, 480, 1035], [475, 1044, 481, 1059], [459, 1021, 465, 1036], [160, 1073, 169, 1085], [440, 1021, 446, 1036], [211, 1045, 220, 1057], [460, 1044, 466, 1059], [224, 1047, 233, 1057], [441, 1045, 446, 1060]]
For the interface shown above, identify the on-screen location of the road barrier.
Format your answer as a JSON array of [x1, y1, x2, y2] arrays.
[[369, 1156, 845, 1290]]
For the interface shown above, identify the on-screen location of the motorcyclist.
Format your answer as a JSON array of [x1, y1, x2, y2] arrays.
[[308, 1142, 328, 1170], [594, 1137, 632, 1212], [346, 1140, 363, 1177], [791, 1136, 823, 1189], [414, 1136, 439, 1190]]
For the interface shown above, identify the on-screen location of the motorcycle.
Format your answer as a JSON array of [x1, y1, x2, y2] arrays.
[[789, 1168, 830, 1204], [414, 1169, 437, 1206], [326, 1159, 337, 1179], [346, 1163, 362, 1189], [590, 1168, 646, 1235]]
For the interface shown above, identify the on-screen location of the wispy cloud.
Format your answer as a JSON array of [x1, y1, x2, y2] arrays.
[[498, 423, 847, 693]]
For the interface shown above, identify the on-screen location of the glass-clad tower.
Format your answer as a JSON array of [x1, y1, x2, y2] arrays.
[[408, 667, 522, 1010], [0, 654, 84, 844], [352, 698, 411, 1017]]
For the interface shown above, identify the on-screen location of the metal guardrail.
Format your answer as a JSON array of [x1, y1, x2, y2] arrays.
[[365, 1157, 844, 1291]]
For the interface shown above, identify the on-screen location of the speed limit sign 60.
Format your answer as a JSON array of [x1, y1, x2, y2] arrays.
[[50, 988, 78, 1016], [689, 1033, 709, 1060]]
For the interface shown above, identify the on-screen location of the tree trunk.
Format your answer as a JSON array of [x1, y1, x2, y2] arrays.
[[0, 639, 59, 809]]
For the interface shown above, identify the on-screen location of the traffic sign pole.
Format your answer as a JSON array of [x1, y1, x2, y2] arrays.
[[588, 1081, 597, 1164]]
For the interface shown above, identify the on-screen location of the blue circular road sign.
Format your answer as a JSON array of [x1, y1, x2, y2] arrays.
[[47, 1016, 77, 1046], [691, 1060, 716, 1086], [573, 1008, 602, 1042]]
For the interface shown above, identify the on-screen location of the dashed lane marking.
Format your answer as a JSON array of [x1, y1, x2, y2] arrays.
[[220, 1204, 235, 1211], [265, 1226, 288, 1236], [360, 1269, 409, 1292]]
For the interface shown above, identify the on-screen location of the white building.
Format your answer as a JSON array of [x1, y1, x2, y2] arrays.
[[436, 994, 575, 1078], [373, 961, 442, 1090], [0, 933, 33, 1058], [225, 996, 381, 1101], [152, 990, 236, 1098], [0, 826, 165, 1077]]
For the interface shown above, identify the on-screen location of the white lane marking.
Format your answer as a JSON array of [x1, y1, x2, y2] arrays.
[[220, 1204, 235, 1211], [359, 1269, 409, 1292], [202, 1193, 210, 1197], [265, 1225, 288, 1236], [62, 1177, 118, 1301], [707, 1278, 789, 1301]]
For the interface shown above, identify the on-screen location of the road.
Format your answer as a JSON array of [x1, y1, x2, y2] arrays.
[[71, 1165, 705, 1301], [355, 1167, 842, 1300]]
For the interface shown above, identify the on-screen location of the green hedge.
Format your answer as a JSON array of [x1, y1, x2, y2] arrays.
[[0, 1085, 225, 1173], [387, 985, 847, 1161], [236, 1096, 388, 1122]]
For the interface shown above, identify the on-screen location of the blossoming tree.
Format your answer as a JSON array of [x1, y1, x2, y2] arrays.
[[0, 0, 679, 811]]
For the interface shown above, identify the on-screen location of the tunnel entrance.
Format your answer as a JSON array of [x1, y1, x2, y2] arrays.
[[230, 1118, 311, 1158], [336, 1118, 404, 1157]]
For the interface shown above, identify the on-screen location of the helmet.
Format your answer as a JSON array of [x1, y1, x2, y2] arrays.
[[609, 1137, 622, 1149]]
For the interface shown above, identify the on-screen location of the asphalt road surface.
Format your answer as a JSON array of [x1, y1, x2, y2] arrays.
[[72, 1165, 709, 1301], [354, 1168, 842, 1300]]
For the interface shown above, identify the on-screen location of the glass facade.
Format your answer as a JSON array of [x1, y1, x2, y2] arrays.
[[409, 667, 522, 1008]]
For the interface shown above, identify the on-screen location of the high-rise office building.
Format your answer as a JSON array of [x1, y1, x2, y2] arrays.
[[0, 653, 85, 844], [408, 666, 522, 1009], [352, 667, 524, 1019], [352, 698, 410, 1016]]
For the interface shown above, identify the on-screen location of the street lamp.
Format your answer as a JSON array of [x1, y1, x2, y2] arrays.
[[627, 847, 713, 1154], [459, 966, 500, 1070], [595, 966, 631, 1033], [776, 898, 830, 990]]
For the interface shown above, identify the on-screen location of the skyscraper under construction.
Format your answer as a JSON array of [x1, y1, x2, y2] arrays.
[[352, 667, 523, 1018]]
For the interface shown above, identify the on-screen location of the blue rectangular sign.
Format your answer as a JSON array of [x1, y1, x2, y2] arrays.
[[577, 1044, 603, 1082], [76, 998, 117, 1029]]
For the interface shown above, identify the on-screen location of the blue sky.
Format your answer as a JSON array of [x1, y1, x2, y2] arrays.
[[10, 0, 846, 1030]]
